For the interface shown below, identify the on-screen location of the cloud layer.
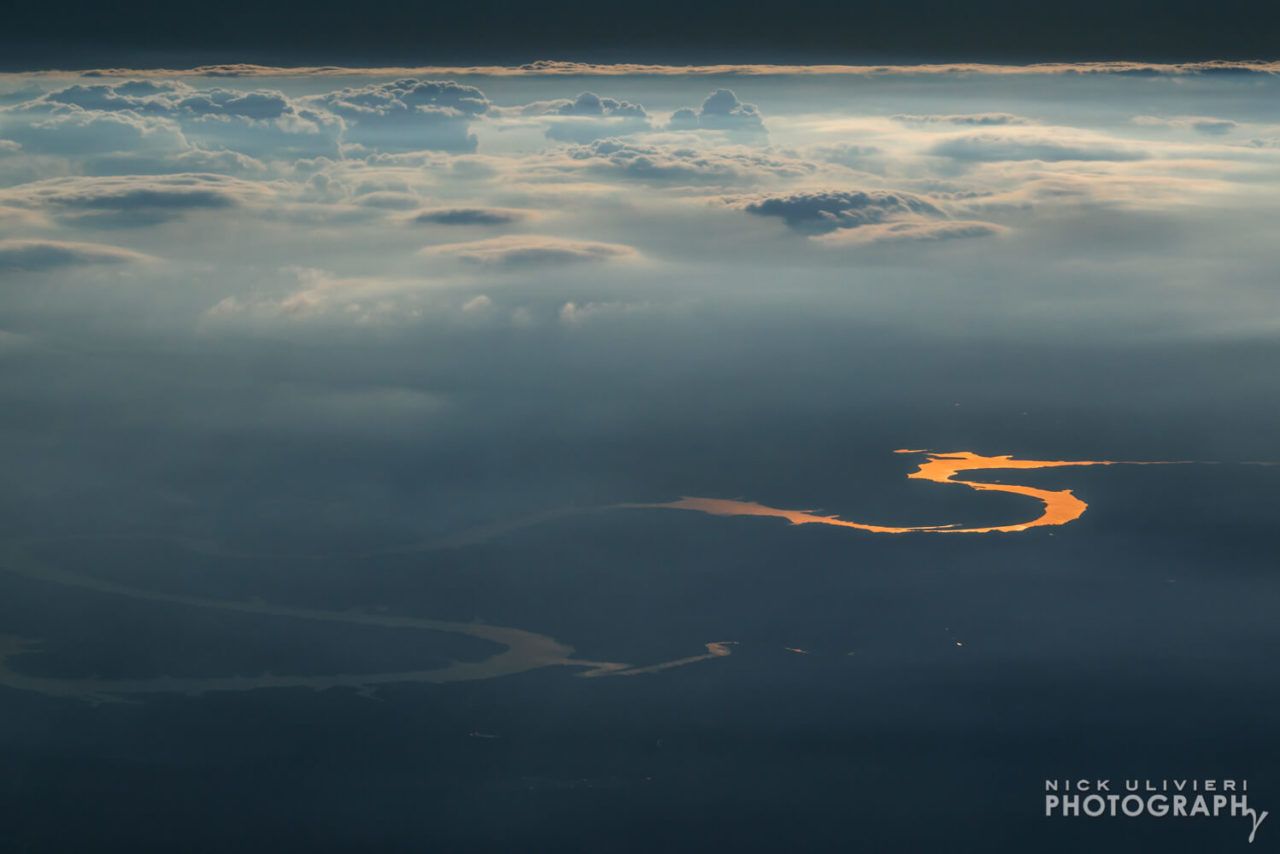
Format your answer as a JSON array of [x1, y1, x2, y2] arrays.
[[739, 190, 1003, 244], [0, 238, 150, 270], [420, 235, 639, 267]]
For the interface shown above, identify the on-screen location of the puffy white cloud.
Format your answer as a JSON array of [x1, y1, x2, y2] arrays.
[[27, 80, 335, 131], [557, 300, 644, 325], [497, 92, 653, 143], [540, 92, 647, 119], [312, 79, 489, 152], [0, 108, 188, 156], [0, 77, 499, 163], [556, 138, 814, 183], [460, 294, 493, 312], [204, 267, 435, 323], [200, 267, 522, 328], [420, 235, 639, 267], [6, 80, 343, 159], [667, 89, 765, 134]]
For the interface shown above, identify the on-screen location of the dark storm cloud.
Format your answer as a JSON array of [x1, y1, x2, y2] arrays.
[[0, 238, 150, 270], [667, 89, 765, 135]]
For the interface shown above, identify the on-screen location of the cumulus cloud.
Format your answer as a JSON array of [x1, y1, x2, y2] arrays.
[[34, 81, 274, 118], [1, 77, 499, 162], [1132, 115, 1239, 135], [313, 79, 489, 152], [558, 300, 643, 325], [5, 80, 343, 159], [204, 267, 441, 323], [420, 235, 638, 267], [667, 89, 766, 134], [558, 138, 813, 183], [410, 207, 531, 225], [0, 238, 151, 270], [519, 91, 648, 119], [460, 294, 493, 312], [524, 92, 652, 143], [0, 108, 188, 156], [203, 268, 527, 327]]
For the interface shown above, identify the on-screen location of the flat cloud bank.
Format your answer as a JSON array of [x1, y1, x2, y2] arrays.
[[11, 59, 1280, 79]]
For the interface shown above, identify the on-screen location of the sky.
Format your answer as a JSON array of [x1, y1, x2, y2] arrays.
[[3, 58, 1280, 851], [5, 1, 1280, 69]]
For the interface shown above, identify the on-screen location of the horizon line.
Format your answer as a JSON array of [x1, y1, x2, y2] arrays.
[[6, 58, 1280, 79]]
